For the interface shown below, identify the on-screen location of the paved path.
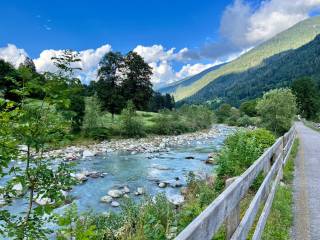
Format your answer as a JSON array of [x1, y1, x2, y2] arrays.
[[293, 122, 320, 240]]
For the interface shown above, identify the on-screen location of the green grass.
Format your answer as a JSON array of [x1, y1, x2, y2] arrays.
[[261, 139, 299, 240], [173, 16, 320, 101]]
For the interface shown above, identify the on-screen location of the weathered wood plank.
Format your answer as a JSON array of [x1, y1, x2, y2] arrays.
[[175, 138, 282, 240], [175, 127, 295, 240], [225, 177, 240, 239], [230, 153, 283, 240], [252, 166, 282, 240]]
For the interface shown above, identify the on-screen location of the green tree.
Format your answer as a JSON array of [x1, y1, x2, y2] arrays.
[[120, 101, 145, 138], [256, 88, 297, 135], [96, 51, 125, 118], [291, 77, 320, 120], [50, 50, 86, 132], [239, 100, 257, 117], [122, 51, 153, 110], [215, 103, 232, 123], [0, 73, 75, 239]]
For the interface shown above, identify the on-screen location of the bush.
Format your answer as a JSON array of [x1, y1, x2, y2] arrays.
[[120, 101, 146, 138], [236, 114, 254, 127], [215, 129, 275, 191], [257, 88, 296, 135], [150, 110, 190, 135], [82, 96, 105, 138], [150, 105, 214, 135], [58, 195, 175, 240]]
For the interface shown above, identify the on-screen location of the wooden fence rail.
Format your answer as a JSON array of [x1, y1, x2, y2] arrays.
[[175, 126, 296, 240]]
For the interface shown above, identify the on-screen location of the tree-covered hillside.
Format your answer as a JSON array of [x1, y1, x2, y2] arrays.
[[181, 34, 320, 106], [157, 63, 226, 94], [172, 16, 320, 101]]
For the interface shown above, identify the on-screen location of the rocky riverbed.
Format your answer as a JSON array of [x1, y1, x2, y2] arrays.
[[41, 125, 233, 162], [3, 125, 235, 212]]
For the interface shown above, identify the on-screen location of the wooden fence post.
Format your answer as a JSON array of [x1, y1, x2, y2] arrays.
[[225, 177, 240, 240]]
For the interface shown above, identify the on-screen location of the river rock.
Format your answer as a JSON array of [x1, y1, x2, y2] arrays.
[[158, 182, 166, 188], [170, 181, 182, 188], [122, 186, 130, 193], [137, 187, 145, 195], [82, 150, 95, 158], [100, 195, 113, 203], [108, 189, 123, 198], [185, 156, 194, 159], [72, 173, 88, 182], [12, 183, 23, 195], [168, 195, 184, 206], [111, 201, 120, 207]]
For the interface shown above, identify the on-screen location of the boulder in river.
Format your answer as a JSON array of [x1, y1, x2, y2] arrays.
[[170, 181, 182, 188], [71, 173, 88, 182], [111, 201, 120, 207], [168, 195, 184, 206], [122, 186, 130, 193], [158, 182, 166, 188], [185, 156, 195, 160], [108, 189, 123, 198], [12, 183, 24, 195], [100, 195, 113, 203], [137, 187, 145, 195], [82, 150, 95, 158]]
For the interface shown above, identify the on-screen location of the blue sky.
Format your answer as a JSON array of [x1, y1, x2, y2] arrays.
[[0, 0, 231, 57], [0, 0, 319, 85]]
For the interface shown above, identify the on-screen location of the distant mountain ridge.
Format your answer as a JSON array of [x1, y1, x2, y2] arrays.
[[163, 16, 320, 103], [157, 63, 226, 94], [181, 33, 320, 106]]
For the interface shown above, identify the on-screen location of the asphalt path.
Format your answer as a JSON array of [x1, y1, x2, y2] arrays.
[[292, 122, 320, 240]]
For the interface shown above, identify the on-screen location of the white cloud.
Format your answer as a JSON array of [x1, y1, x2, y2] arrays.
[[221, 0, 320, 47], [133, 45, 208, 84], [34, 44, 112, 83], [0, 44, 27, 67]]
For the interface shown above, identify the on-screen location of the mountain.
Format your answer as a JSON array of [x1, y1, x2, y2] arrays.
[[167, 16, 320, 103], [157, 63, 226, 94], [183, 34, 320, 106]]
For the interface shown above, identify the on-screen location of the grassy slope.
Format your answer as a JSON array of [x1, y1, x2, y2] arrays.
[[157, 63, 226, 94], [174, 16, 320, 101]]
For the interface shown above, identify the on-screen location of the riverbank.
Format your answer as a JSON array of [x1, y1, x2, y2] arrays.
[[41, 125, 234, 161]]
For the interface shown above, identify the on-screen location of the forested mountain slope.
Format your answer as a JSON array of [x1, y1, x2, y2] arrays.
[[172, 16, 320, 102], [157, 63, 225, 94], [181, 34, 320, 106]]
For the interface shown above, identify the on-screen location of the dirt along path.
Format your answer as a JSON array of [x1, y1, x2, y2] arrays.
[[292, 122, 320, 240]]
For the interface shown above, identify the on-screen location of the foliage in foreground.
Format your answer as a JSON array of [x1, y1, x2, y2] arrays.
[[0, 51, 77, 239], [215, 129, 275, 191], [54, 128, 277, 240], [56, 195, 176, 240]]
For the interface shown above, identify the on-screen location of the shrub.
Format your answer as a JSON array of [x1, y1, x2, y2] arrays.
[[120, 101, 146, 138], [215, 129, 275, 191], [150, 110, 190, 135], [236, 114, 254, 127], [150, 105, 214, 135], [82, 96, 106, 138], [215, 103, 232, 123], [256, 88, 297, 135]]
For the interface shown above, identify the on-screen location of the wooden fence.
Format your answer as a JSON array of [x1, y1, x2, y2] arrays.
[[175, 126, 296, 240]]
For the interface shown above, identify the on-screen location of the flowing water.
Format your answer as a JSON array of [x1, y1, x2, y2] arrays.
[[70, 125, 233, 212], [2, 126, 233, 216]]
